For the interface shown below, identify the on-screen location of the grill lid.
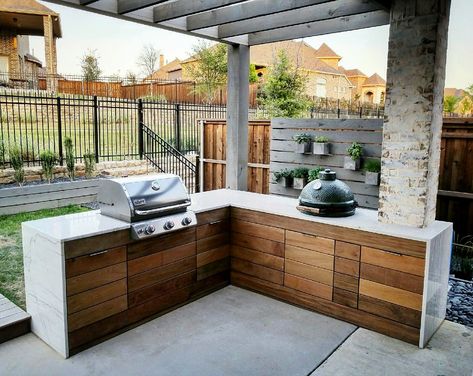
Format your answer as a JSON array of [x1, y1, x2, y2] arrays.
[[298, 169, 357, 217]]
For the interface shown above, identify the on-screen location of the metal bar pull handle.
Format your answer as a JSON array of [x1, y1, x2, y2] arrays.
[[134, 202, 191, 216], [89, 250, 108, 257]]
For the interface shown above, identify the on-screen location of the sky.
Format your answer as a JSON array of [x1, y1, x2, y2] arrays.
[[31, 0, 472, 89]]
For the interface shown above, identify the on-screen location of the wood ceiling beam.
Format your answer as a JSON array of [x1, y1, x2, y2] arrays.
[[248, 10, 390, 45], [186, 0, 334, 31], [118, 0, 170, 15], [218, 0, 385, 38], [153, 0, 247, 24]]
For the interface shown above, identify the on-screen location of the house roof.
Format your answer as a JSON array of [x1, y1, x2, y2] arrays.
[[24, 53, 42, 66], [314, 43, 341, 59], [0, 0, 58, 16], [343, 68, 367, 77], [444, 88, 465, 97], [147, 58, 182, 80], [363, 73, 386, 86]]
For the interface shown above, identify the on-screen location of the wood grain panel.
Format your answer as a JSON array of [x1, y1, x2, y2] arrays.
[[197, 245, 230, 267], [284, 273, 332, 300], [128, 256, 196, 292], [232, 232, 284, 257], [286, 230, 335, 255], [231, 245, 284, 270], [359, 279, 423, 311], [197, 257, 230, 281], [334, 257, 360, 277], [360, 263, 424, 294], [231, 208, 426, 258], [335, 241, 360, 261], [68, 279, 127, 314], [333, 288, 358, 309], [285, 244, 334, 270], [128, 271, 196, 308], [358, 295, 421, 328], [196, 208, 230, 225], [333, 272, 359, 293], [67, 263, 127, 296], [196, 233, 230, 253], [361, 247, 425, 277], [285, 260, 333, 286], [128, 242, 196, 276], [64, 230, 129, 259], [68, 295, 127, 332], [191, 271, 230, 299], [196, 219, 230, 239], [66, 246, 126, 278], [231, 219, 285, 243], [127, 227, 196, 260], [231, 258, 283, 285]]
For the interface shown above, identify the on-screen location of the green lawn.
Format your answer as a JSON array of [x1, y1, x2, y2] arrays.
[[0, 205, 89, 309]]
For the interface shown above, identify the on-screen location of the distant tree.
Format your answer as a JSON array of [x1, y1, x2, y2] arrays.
[[126, 71, 138, 85], [249, 64, 258, 84], [458, 96, 473, 115], [80, 50, 101, 81], [137, 44, 160, 77], [443, 95, 460, 114], [258, 50, 310, 118]]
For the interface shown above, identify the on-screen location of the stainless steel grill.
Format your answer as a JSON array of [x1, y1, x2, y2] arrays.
[[97, 174, 197, 239]]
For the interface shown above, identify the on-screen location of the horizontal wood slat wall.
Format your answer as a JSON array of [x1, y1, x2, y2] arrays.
[[270, 118, 383, 209], [201, 120, 270, 194]]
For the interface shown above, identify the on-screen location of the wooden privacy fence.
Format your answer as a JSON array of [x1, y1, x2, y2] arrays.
[[200, 120, 270, 193], [270, 118, 383, 209]]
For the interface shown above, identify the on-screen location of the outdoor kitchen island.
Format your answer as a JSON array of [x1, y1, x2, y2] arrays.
[[22, 189, 453, 358]]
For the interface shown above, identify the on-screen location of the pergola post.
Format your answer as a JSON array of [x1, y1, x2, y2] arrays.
[[378, 0, 451, 228], [226, 44, 249, 190], [43, 15, 58, 92]]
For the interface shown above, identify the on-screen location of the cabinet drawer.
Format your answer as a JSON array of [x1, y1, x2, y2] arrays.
[[334, 257, 359, 277], [231, 219, 285, 243], [66, 246, 126, 278], [285, 244, 334, 271], [333, 288, 358, 309], [361, 247, 425, 277], [231, 245, 284, 271], [286, 231, 334, 255], [285, 259, 333, 286], [196, 219, 230, 240], [196, 208, 230, 225], [196, 232, 230, 253], [68, 295, 127, 332], [67, 262, 127, 296], [284, 274, 332, 300], [335, 241, 360, 261]]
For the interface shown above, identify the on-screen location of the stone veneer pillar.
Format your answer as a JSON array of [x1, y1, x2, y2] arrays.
[[43, 15, 58, 92], [378, 0, 451, 228]]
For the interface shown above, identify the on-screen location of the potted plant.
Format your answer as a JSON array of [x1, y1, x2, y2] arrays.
[[308, 166, 323, 182], [273, 169, 293, 188], [344, 142, 363, 170], [292, 167, 309, 190], [313, 136, 330, 155], [363, 158, 381, 186], [293, 133, 313, 154]]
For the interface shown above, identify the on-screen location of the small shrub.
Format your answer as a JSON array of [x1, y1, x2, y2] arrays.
[[293, 133, 313, 144], [139, 94, 167, 103], [39, 150, 58, 184], [314, 136, 329, 143], [9, 144, 24, 186], [292, 167, 309, 179], [308, 167, 323, 182], [273, 169, 293, 182], [347, 142, 363, 160], [363, 159, 381, 173], [83, 151, 96, 178], [0, 137, 5, 168], [64, 137, 75, 181]]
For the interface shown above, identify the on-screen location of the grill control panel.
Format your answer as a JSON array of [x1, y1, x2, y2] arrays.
[[130, 211, 197, 240]]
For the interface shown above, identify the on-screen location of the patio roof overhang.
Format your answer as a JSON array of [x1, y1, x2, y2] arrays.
[[40, 0, 391, 45]]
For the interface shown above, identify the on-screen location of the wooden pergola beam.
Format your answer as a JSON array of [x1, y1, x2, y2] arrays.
[[218, 0, 385, 38], [248, 10, 390, 45], [153, 0, 247, 23], [118, 0, 170, 15], [186, 0, 334, 31]]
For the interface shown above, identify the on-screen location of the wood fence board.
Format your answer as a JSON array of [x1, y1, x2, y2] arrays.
[[271, 118, 383, 130]]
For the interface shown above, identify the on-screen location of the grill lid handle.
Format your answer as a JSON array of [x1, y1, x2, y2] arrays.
[[134, 202, 191, 216]]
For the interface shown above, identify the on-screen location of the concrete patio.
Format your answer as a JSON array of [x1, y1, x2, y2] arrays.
[[1, 286, 471, 376]]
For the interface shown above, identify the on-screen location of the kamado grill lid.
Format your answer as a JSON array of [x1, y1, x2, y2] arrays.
[[297, 169, 357, 217]]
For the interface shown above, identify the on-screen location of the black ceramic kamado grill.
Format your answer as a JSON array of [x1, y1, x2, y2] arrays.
[[297, 168, 357, 217], [97, 174, 197, 239]]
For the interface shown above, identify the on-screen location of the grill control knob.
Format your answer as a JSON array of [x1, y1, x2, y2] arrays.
[[181, 217, 192, 226], [163, 221, 175, 230], [145, 225, 156, 235]]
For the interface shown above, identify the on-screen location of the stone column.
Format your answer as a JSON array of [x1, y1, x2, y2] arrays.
[[43, 15, 58, 92], [378, 0, 451, 227]]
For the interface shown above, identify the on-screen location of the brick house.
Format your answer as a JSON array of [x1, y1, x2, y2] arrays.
[[0, 0, 61, 90]]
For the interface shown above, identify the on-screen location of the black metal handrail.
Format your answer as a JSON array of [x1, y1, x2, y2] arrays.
[[141, 122, 199, 193]]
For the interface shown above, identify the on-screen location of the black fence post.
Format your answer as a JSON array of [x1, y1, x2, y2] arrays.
[[93, 95, 99, 163], [359, 105, 363, 118], [56, 96, 64, 166], [337, 99, 341, 118], [175, 103, 181, 152], [138, 99, 144, 159], [195, 155, 200, 193]]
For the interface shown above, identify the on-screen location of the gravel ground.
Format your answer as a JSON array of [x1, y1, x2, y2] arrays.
[[447, 277, 473, 328]]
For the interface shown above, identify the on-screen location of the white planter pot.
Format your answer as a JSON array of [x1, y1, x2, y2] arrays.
[[279, 177, 293, 188], [313, 142, 330, 155], [295, 142, 312, 154], [365, 171, 380, 186], [344, 156, 361, 170], [293, 177, 307, 190]]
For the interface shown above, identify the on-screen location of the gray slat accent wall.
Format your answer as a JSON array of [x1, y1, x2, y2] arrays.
[[269, 118, 383, 209]]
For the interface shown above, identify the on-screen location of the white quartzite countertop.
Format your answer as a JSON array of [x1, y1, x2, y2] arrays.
[[22, 189, 452, 243]]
